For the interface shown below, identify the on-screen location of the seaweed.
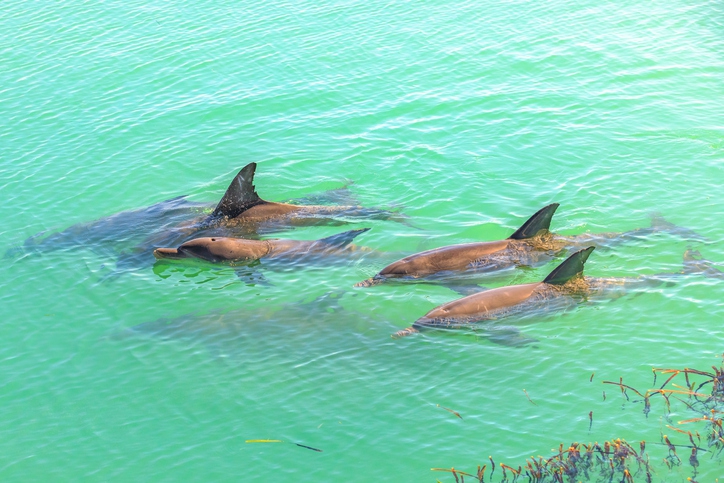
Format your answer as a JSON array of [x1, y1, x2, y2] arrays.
[[433, 439, 651, 483], [602, 364, 724, 461], [435, 360, 724, 482]]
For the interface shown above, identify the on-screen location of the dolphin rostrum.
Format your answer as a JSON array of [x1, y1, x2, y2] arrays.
[[392, 246, 723, 338], [355, 204, 703, 287], [153, 228, 372, 264]]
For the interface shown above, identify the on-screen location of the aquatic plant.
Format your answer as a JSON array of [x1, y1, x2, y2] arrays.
[[602, 362, 724, 477], [434, 360, 724, 483], [433, 438, 653, 483]]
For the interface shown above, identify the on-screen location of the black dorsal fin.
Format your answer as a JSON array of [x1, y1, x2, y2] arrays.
[[211, 163, 263, 218], [543, 246, 595, 285], [318, 228, 371, 248], [508, 203, 560, 240]]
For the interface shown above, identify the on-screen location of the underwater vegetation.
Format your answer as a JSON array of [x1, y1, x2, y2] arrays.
[[603, 362, 724, 478], [433, 438, 654, 483], [434, 359, 724, 483]]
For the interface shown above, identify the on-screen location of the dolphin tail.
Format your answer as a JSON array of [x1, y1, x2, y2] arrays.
[[508, 203, 560, 240], [479, 326, 539, 347], [318, 228, 371, 248], [444, 283, 489, 297], [3, 245, 25, 259], [234, 266, 273, 286], [682, 249, 724, 279], [543, 246, 595, 285], [210, 163, 263, 219], [650, 213, 709, 242], [392, 326, 419, 338], [287, 179, 356, 205]]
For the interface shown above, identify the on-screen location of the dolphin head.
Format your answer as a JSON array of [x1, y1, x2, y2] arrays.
[[153, 238, 224, 262], [153, 237, 267, 263]]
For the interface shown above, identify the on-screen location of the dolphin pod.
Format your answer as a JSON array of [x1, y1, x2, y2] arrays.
[[141, 165, 717, 342], [392, 246, 723, 339], [14, 162, 718, 344]]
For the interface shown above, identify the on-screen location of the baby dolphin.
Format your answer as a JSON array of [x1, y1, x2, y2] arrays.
[[154, 228, 371, 264], [393, 246, 596, 337]]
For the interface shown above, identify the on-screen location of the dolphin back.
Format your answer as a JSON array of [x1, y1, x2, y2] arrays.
[[543, 246, 595, 285], [508, 203, 560, 240], [211, 163, 263, 219]]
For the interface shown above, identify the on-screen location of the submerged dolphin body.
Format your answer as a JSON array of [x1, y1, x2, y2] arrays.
[[114, 292, 346, 352], [393, 247, 723, 339], [355, 204, 704, 287], [153, 228, 372, 264], [12, 163, 400, 272], [114, 291, 391, 360], [15, 196, 210, 258]]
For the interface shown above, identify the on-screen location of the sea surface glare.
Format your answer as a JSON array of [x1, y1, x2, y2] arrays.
[[1, 0, 723, 481]]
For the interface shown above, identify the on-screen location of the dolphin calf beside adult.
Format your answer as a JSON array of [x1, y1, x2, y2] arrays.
[[13, 162, 401, 273], [355, 203, 704, 287]]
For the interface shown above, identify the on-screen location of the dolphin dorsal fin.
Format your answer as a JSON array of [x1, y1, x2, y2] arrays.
[[508, 203, 560, 240], [543, 246, 595, 285], [318, 228, 371, 248], [211, 163, 263, 218]]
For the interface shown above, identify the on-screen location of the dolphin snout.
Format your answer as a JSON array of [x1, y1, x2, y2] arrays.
[[153, 247, 185, 259]]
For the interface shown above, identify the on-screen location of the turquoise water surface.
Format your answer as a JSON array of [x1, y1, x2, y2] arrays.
[[2, 0, 724, 481]]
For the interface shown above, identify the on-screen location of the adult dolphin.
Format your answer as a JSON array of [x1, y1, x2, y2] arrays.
[[392, 246, 723, 338], [153, 228, 372, 264], [355, 204, 704, 287], [199, 163, 398, 230]]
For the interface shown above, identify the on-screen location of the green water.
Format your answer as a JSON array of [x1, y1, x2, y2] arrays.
[[2, 0, 724, 481]]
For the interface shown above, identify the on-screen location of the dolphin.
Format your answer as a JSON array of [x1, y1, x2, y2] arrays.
[[152, 228, 372, 264], [193, 162, 398, 231], [355, 203, 704, 287], [392, 246, 723, 338]]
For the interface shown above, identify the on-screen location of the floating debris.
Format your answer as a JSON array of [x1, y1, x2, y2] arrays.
[[523, 389, 537, 406], [437, 404, 463, 420], [245, 439, 322, 452]]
